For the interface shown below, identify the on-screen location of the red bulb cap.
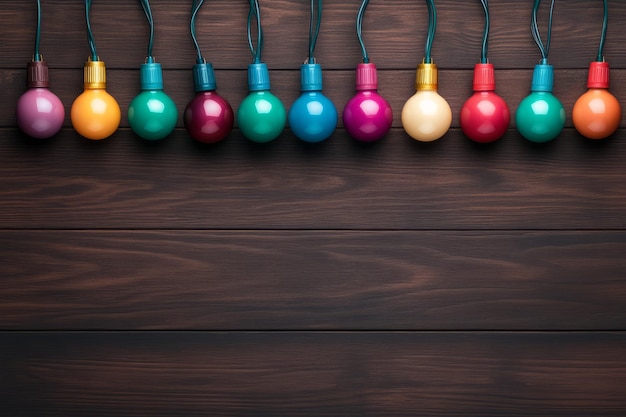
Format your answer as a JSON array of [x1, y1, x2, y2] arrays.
[[587, 61, 610, 89], [27, 60, 50, 88], [355, 63, 378, 91], [473, 63, 495, 92]]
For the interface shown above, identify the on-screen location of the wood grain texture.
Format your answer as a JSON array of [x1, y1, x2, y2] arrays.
[[1, 0, 626, 415], [1, 0, 626, 70], [0, 128, 625, 230], [1, 230, 626, 330], [2, 332, 626, 416]]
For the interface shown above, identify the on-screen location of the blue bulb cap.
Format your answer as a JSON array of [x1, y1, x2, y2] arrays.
[[140, 62, 164, 90], [531, 63, 554, 92], [248, 63, 271, 91], [300, 63, 323, 92], [193, 62, 217, 92]]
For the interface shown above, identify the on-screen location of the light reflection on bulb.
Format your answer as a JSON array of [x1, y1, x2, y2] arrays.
[[401, 62, 451, 142]]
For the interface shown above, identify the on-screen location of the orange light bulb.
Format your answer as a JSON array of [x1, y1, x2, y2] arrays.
[[572, 62, 621, 140], [71, 59, 121, 140]]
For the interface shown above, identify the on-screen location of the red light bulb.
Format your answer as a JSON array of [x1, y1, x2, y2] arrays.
[[460, 63, 510, 143]]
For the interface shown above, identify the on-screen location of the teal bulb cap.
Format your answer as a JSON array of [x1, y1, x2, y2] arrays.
[[531, 63, 554, 92], [193, 62, 217, 92], [248, 63, 271, 91], [300, 63, 323, 91], [140, 62, 164, 90]]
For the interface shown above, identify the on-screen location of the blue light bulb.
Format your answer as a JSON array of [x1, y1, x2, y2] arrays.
[[288, 63, 337, 143]]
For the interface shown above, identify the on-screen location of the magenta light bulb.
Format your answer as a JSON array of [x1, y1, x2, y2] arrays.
[[16, 60, 65, 139], [184, 63, 234, 144], [342, 63, 392, 142]]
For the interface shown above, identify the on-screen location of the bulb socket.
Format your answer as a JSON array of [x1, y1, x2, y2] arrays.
[[355, 63, 378, 91], [416, 62, 438, 91], [587, 61, 610, 89], [193, 62, 217, 92], [83, 59, 107, 89], [530, 63, 554, 92], [26, 60, 50, 88], [473, 63, 495, 91], [247, 63, 271, 91], [140, 62, 164, 90], [300, 63, 323, 91]]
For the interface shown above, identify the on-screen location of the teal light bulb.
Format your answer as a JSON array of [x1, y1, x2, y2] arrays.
[[128, 62, 178, 141], [516, 63, 565, 143], [237, 63, 286, 143]]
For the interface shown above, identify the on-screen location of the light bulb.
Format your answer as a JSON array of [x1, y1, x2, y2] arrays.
[[237, 63, 286, 143], [342, 63, 392, 142], [288, 63, 337, 143], [128, 61, 178, 141], [572, 61, 621, 140], [184, 63, 234, 144], [16, 60, 65, 139], [71, 59, 121, 140], [516, 63, 565, 143], [402, 61, 452, 142], [460, 63, 510, 143]]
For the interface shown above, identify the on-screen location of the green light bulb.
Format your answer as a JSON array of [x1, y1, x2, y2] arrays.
[[236, 63, 286, 143], [515, 63, 565, 143], [128, 62, 178, 141]]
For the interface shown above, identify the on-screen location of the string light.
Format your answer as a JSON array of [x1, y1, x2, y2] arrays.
[[184, 0, 234, 144], [401, 0, 452, 142], [460, 0, 510, 143], [16, 0, 65, 139], [71, 0, 121, 140], [342, 0, 393, 142], [515, 0, 565, 143], [236, 0, 286, 143], [127, 0, 178, 141], [287, 0, 337, 143], [572, 0, 621, 140]]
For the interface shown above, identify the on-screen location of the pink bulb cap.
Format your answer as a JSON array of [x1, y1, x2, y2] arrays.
[[587, 61, 610, 89], [355, 63, 378, 91], [473, 63, 495, 91], [27, 60, 49, 88]]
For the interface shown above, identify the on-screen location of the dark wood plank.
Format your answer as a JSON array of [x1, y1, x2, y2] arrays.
[[1, 0, 626, 70], [2, 230, 625, 330], [2, 68, 626, 130], [2, 331, 626, 416], [1, 128, 625, 230]]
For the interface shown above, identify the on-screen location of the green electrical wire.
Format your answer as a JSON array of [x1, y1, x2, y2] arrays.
[[85, 0, 98, 61], [424, 0, 437, 64], [531, 0, 555, 64], [480, 0, 489, 64], [139, 0, 155, 61], [33, 0, 42, 61], [247, 0, 263, 63], [308, 0, 322, 63], [190, 0, 206, 64], [356, 0, 369, 63], [597, 0, 608, 62]]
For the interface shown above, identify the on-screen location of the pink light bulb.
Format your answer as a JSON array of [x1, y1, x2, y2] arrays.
[[342, 63, 392, 142], [16, 61, 65, 139]]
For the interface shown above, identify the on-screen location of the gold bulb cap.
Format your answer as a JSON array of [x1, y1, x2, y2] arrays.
[[415, 62, 438, 91], [83, 59, 107, 89]]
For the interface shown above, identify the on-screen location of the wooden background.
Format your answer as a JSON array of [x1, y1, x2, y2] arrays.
[[2, 0, 626, 415]]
